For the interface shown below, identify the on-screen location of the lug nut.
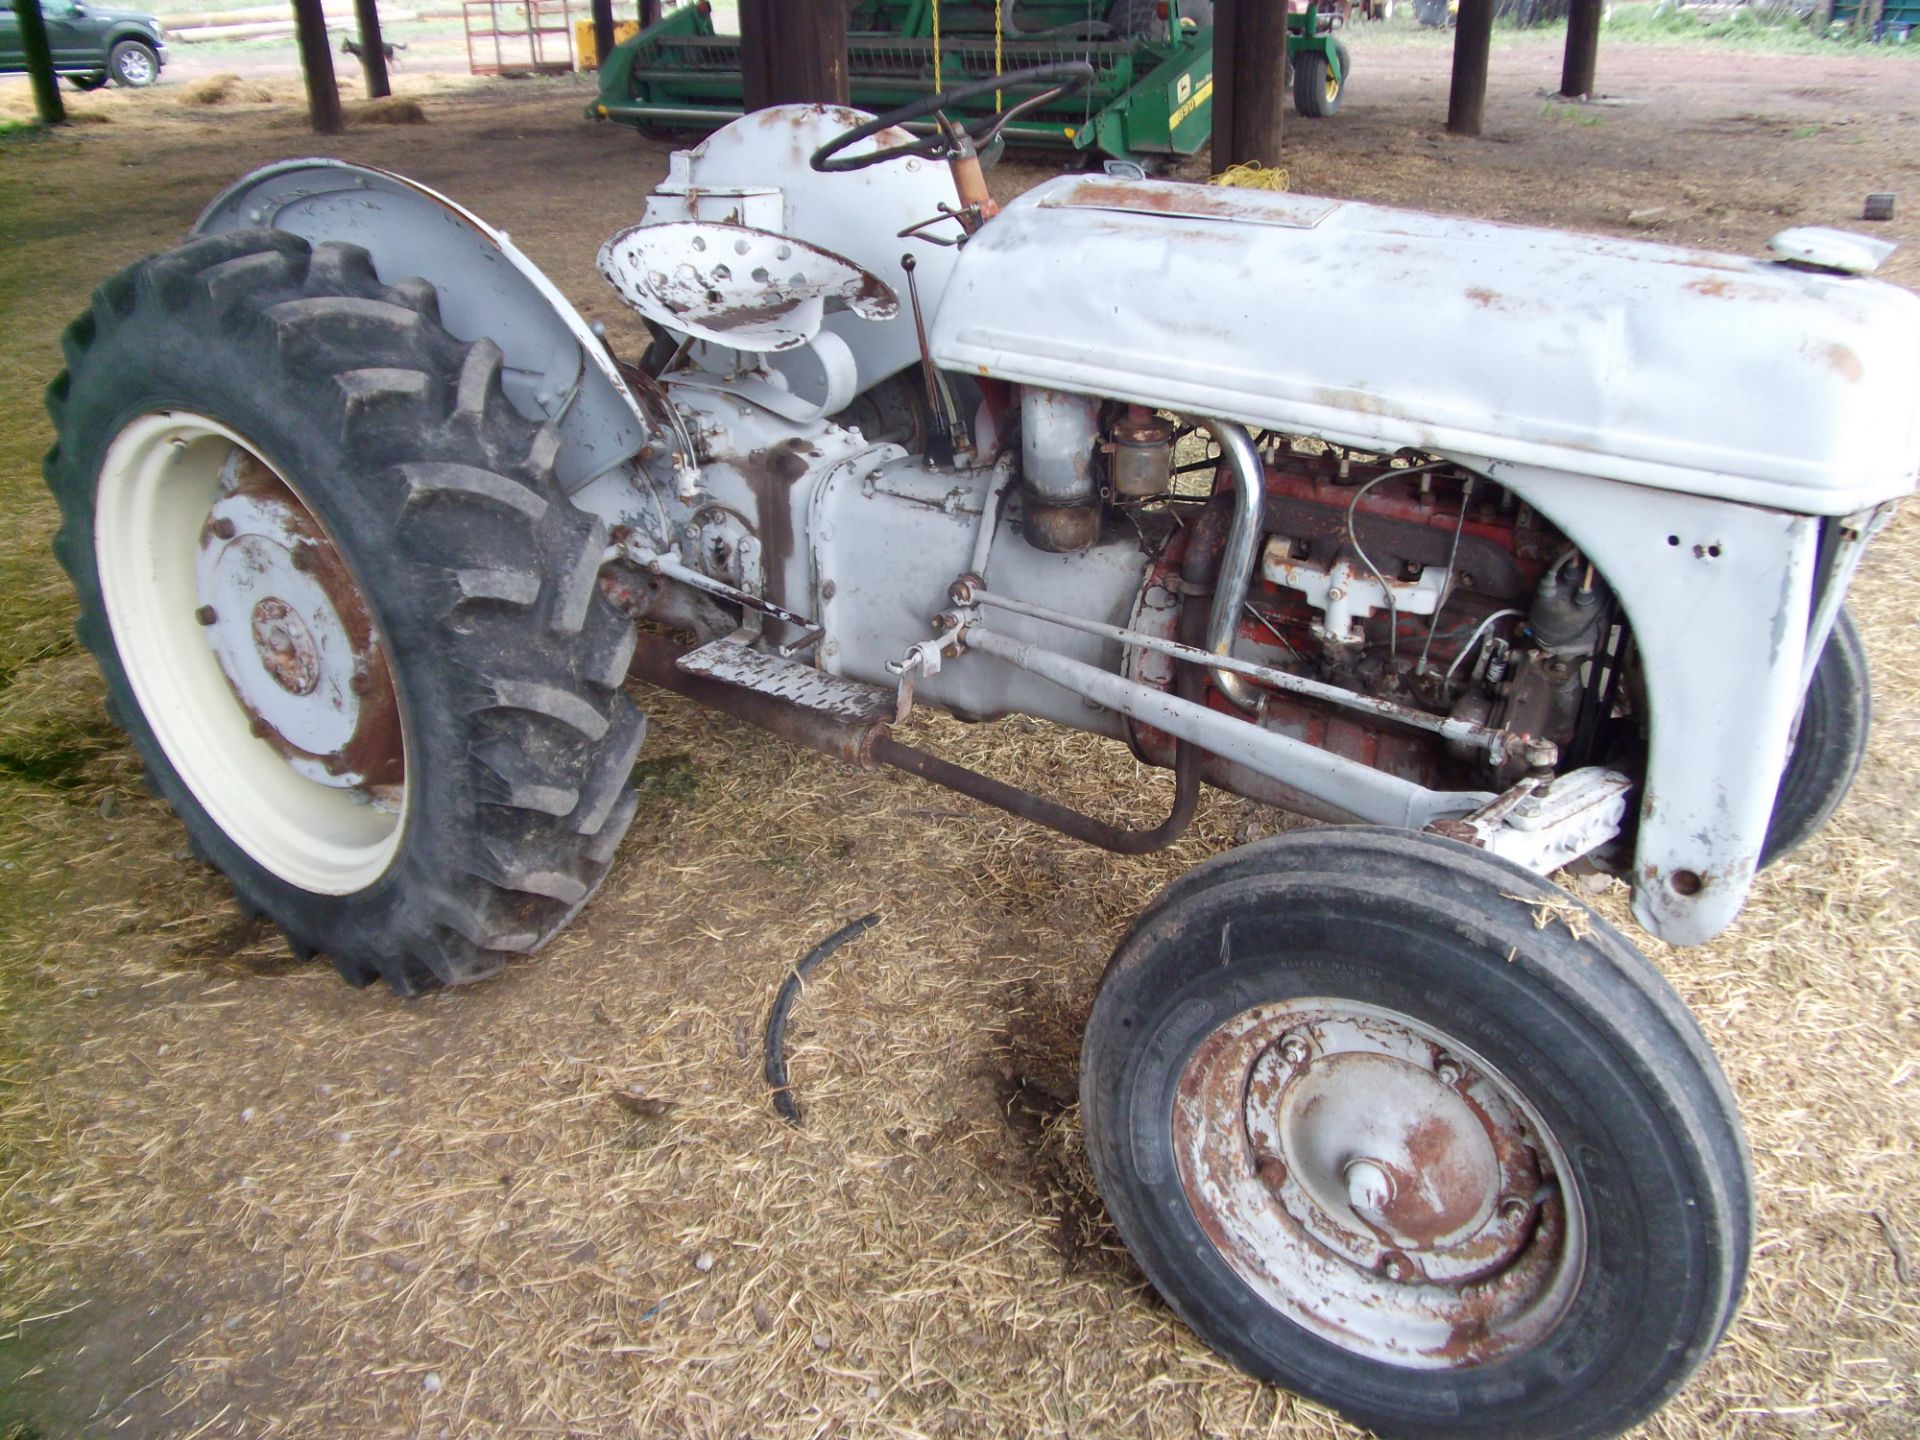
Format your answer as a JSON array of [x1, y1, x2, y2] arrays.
[[194, 605, 218, 627], [1500, 1196, 1531, 1225], [1254, 1154, 1288, 1192], [1435, 1057, 1463, 1085], [1279, 1034, 1309, 1066], [1381, 1252, 1414, 1283], [291, 545, 316, 572], [249, 718, 272, 739], [349, 672, 373, 696], [322, 754, 349, 776], [209, 517, 237, 540]]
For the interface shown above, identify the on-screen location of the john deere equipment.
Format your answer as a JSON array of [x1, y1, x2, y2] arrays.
[[588, 1, 1353, 163]]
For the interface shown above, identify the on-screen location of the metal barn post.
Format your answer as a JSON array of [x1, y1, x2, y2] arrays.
[[355, 0, 392, 97], [1560, 0, 1603, 99], [1447, 0, 1494, 136], [14, 0, 67, 124], [1212, 0, 1287, 170]]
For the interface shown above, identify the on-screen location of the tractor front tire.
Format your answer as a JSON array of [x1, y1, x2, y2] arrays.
[[1761, 605, 1870, 867], [45, 230, 645, 995], [1083, 827, 1751, 1440], [1293, 49, 1343, 118]]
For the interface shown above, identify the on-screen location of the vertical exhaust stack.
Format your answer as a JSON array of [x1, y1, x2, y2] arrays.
[[1019, 387, 1102, 553]]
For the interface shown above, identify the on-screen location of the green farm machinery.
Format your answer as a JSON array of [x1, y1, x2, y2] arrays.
[[588, 2, 1352, 165]]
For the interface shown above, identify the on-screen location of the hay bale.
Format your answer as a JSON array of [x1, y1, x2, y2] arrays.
[[177, 73, 274, 106], [347, 97, 427, 126]]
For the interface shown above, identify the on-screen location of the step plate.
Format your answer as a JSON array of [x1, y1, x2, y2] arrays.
[[675, 640, 896, 725]]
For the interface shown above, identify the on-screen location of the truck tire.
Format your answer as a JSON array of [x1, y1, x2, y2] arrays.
[[107, 39, 159, 88], [1082, 827, 1750, 1440], [1761, 606, 1869, 867], [45, 230, 645, 995]]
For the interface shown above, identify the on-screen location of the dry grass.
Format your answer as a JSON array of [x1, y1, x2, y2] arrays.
[[3, 54, 1919, 1440]]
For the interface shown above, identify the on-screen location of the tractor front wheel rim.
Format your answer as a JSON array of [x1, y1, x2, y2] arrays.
[[1172, 997, 1587, 1369]]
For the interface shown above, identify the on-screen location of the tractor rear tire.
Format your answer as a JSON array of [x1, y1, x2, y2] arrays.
[[45, 230, 645, 995], [1761, 606, 1869, 867]]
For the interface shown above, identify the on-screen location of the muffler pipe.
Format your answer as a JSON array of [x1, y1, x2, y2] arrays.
[[1197, 418, 1266, 715]]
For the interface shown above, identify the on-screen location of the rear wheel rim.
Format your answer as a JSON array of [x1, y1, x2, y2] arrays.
[[1172, 997, 1586, 1369], [94, 411, 409, 894]]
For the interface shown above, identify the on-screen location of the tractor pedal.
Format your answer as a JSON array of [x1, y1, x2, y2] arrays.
[[674, 640, 896, 725]]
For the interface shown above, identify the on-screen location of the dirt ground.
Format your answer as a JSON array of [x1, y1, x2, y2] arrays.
[[2, 29, 1918, 1440]]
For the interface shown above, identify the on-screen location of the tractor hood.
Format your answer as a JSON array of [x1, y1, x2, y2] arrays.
[[928, 175, 1920, 516]]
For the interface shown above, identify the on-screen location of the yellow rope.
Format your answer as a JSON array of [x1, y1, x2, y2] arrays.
[[993, 0, 1002, 109], [1209, 160, 1291, 192], [932, 0, 942, 90]]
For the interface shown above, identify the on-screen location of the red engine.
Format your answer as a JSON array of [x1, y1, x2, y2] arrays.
[[1127, 441, 1622, 814]]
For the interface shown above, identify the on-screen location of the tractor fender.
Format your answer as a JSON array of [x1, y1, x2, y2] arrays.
[[192, 159, 652, 494]]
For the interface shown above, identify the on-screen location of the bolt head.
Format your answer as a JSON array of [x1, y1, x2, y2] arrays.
[[248, 718, 272, 739], [1254, 1154, 1288, 1192], [209, 517, 237, 541], [290, 545, 316, 573], [1279, 1034, 1309, 1066], [1381, 1253, 1412, 1283], [1435, 1057, 1463, 1085], [194, 605, 218, 627], [349, 672, 373, 697], [1500, 1196, 1531, 1225]]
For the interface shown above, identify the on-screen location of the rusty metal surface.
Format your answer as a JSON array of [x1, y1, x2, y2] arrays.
[[675, 639, 897, 725], [1021, 500, 1101, 554], [598, 221, 897, 354], [1172, 999, 1584, 1369], [934, 173, 1920, 517], [872, 733, 1198, 856], [628, 630, 887, 769], [196, 458, 402, 795]]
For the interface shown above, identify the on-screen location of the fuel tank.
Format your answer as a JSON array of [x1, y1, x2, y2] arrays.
[[928, 175, 1920, 516]]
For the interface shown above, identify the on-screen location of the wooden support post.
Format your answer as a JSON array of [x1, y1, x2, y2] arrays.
[[767, 0, 849, 106], [1559, 0, 1603, 99], [354, 0, 391, 98], [590, 0, 615, 71], [1447, 0, 1494, 136], [737, 0, 772, 110], [1210, 0, 1286, 171], [291, 0, 344, 133], [14, 0, 67, 125], [640, 0, 661, 26]]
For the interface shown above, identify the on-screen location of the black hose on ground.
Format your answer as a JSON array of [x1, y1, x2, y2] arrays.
[[764, 913, 882, 1126]]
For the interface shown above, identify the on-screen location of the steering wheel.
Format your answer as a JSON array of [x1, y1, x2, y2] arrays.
[[810, 61, 1096, 173]]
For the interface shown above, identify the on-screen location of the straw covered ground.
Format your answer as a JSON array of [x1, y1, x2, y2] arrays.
[[2, 33, 1918, 1439]]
